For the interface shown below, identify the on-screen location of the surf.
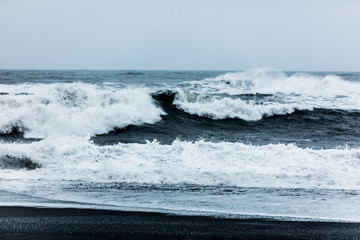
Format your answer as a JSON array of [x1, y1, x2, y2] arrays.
[[0, 82, 165, 138]]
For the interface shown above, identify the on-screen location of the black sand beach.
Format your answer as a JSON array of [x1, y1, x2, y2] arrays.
[[0, 207, 359, 240]]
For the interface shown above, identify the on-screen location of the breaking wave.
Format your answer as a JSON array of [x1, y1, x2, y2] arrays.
[[1, 137, 360, 190], [200, 68, 360, 96], [170, 68, 360, 120], [0, 83, 165, 138], [173, 89, 312, 121]]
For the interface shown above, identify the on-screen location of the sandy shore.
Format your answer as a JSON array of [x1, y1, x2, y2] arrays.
[[0, 206, 359, 240]]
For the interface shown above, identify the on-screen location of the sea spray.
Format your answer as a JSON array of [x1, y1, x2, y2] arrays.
[[1, 137, 359, 190], [171, 68, 360, 120], [0, 83, 164, 138]]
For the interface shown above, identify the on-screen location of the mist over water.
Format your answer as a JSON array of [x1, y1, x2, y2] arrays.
[[1, 69, 360, 221]]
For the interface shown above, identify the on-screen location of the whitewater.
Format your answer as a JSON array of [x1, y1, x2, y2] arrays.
[[1, 69, 360, 222]]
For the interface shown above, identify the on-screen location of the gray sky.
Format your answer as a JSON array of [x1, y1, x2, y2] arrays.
[[0, 0, 359, 71]]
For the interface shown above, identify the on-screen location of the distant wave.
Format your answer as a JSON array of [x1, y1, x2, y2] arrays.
[[0, 137, 359, 190], [198, 68, 360, 96], [173, 89, 312, 121], [163, 68, 360, 120], [153, 90, 312, 121], [0, 83, 164, 138], [152, 89, 360, 121]]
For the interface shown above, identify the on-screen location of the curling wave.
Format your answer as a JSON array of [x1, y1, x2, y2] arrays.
[[170, 68, 360, 120], [0, 83, 165, 138], [173, 89, 312, 120]]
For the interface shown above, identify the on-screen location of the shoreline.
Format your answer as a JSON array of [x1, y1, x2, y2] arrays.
[[0, 206, 359, 240]]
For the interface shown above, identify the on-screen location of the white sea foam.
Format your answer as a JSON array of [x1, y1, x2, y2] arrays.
[[201, 68, 360, 96], [1, 137, 359, 190], [173, 68, 360, 120], [0, 83, 164, 138], [174, 88, 313, 120]]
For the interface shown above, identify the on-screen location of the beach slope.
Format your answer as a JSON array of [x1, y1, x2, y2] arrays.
[[0, 207, 359, 240]]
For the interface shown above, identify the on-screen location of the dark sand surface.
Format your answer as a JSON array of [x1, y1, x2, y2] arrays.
[[0, 206, 359, 240]]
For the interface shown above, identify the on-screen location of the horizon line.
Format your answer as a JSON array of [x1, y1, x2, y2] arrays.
[[1, 68, 359, 73]]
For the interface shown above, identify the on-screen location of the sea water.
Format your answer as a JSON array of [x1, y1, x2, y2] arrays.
[[0, 68, 360, 221]]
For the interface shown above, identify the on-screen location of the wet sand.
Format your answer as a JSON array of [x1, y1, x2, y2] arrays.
[[0, 206, 359, 240]]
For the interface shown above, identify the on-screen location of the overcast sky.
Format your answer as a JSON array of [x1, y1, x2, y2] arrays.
[[0, 0, 359, 71]]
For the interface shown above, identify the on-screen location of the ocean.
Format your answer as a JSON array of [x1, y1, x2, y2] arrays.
[[0, 68, 359, 222]]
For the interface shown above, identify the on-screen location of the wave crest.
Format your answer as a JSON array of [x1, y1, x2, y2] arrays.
[[173, 89, 312, 120], [171, 69, 360, 120], [208, 68, 360, 96], [0, 83, 165, 138]]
